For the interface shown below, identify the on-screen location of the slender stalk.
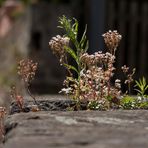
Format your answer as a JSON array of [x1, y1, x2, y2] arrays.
[[128, 83, 131, 95], [24, 81, 37, 105], [65, 56, 73, 77], [0, 114, 5, 141], [107, 81, 111, 96]]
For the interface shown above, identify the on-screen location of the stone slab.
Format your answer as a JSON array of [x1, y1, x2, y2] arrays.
[[3, 110, 148, 148]]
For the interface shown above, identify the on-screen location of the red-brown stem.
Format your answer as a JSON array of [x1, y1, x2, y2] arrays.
[[107, 81, 111, 96], [100, 84, 103, 100], [65, 56, 73, 77], [24, 82, 37, 105], [88, 77, 96, 100], [0, 116, 5, 141]]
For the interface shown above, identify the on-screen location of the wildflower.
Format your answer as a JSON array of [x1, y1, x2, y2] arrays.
[[124, 68, 136, 84], [137, 96, 142, 102], [49, 35, 70, 63], [115, 79, 121, 89], [17, 59, 38, 104], [10, 85, 24, 110], [49, 16, 123, 109], [80, 53, 91, 66], [18, 59, 38, 83], [115, 79, 121, 83], [60, 88, 72, 94], [123, 67, 136, 94], [121, 65, 129, 73], [102, 30, 122, 55]]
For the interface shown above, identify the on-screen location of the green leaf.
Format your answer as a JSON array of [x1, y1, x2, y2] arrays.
[[145, 85, 148, 90], [80, 25, 88, 52], [134, 89, 142, 94], [80, 25, 87, 43], [84, 40, 89, 52], [64, 46, 78, 63], [58, 15, 79, 49], [63, 63, 78, 74], [135, 77, 148, 97], [135, 80, 142, 88], [72, 18, 78, 38]]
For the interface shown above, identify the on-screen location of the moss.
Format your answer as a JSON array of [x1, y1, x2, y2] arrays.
[[139, 102, 148, 109], [121, 96, 137, 109]]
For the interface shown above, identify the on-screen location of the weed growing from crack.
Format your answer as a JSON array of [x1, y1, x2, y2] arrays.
[[49, 16, 88, 108], [121, 65, 136, 95], [10, 59, 38, 112], [5, 15, 148, 112], [10, 85, 24, 110], [102, 30, 122, 55], [17, 59, 38, 104], [49, 16, 124, 110]]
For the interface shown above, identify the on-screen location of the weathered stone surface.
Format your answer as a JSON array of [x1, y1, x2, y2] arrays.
[[3, 110, 148, 148]]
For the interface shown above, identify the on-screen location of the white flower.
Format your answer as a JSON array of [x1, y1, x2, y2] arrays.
[[137, 96, 142, 100], [115, 79, 121, 83], [59, 88, 72, 94]]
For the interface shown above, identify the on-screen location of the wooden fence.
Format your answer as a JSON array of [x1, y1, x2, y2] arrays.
[[105, 0, 148, 80]]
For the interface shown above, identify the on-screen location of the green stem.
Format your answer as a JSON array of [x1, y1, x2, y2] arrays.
[[128, 83, 131, 95], [65, 56, 73, 77], [76, 51, 82, 102]]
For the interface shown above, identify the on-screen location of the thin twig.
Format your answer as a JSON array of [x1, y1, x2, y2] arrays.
[[24, 82, 37, 105]]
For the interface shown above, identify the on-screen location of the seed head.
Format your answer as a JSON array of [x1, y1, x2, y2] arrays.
[[102, 30, 122, 55], [17, 59, 38, 83], [49, 35, 70, 63]]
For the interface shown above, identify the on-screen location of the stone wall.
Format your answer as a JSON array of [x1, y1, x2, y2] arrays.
[[3, 109, 148, 148]]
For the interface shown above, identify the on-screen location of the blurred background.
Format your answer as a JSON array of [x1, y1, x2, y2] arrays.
[[0, 0, 148, 106]]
